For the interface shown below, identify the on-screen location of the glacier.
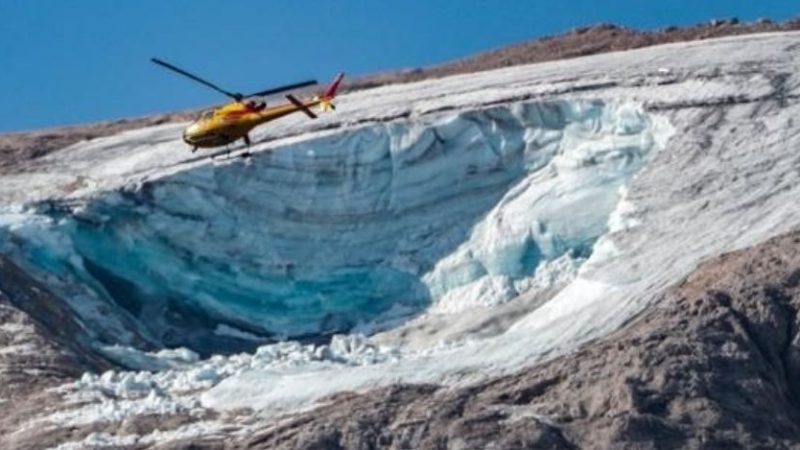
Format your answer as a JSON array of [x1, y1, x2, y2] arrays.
[[1, 30, 799, 437], [0, 101, 661, 353]]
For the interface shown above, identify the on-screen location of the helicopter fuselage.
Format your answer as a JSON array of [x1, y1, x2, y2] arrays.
[[151, 58, 343, 150], [182, 96, 326, 148]]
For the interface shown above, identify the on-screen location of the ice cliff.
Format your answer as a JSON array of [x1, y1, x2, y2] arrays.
[[0, 101, 662, 353]]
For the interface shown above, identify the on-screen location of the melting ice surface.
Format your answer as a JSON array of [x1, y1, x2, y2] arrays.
[[0, 100, 660, 354]]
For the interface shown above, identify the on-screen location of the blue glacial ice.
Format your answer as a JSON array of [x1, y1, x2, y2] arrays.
[[0, 100, 659, 352]]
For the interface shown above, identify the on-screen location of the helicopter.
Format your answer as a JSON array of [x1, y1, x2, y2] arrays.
[[151, 57, 344, 152]]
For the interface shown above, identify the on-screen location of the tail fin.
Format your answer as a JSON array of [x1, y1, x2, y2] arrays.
[[322, 72, 344, 99], [319, 72, 344, 112]]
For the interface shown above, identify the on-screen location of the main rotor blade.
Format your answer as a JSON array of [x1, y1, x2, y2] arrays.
[[151, 57, 242, 100], [247, 80, 318, 98]]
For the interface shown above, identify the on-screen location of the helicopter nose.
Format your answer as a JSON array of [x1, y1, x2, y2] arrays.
[[182, 123, 202, 145]]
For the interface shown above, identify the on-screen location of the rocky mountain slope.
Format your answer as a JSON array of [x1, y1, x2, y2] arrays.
[[351, 17, 800, 89]]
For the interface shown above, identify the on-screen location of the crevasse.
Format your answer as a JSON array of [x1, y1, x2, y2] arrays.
[[0, 100, 658, 353]]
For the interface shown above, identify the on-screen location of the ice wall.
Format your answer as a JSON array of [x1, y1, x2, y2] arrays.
[[0, 100, 659, 352]]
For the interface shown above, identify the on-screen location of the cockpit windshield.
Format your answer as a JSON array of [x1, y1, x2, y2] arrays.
[[196, 110, 215, 121]]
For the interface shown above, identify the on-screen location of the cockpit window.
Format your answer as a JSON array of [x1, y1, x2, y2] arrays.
[[197, 110, 215, 121]]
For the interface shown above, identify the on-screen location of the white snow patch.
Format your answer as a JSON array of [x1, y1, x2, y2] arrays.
[[44, 335, 400, 427], [49, 420, 228, 450], [100, 345, 200, 371], [0, 322, 34, 334]]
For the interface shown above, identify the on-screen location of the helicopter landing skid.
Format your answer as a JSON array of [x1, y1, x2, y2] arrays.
[[210, 147, 252, 163]]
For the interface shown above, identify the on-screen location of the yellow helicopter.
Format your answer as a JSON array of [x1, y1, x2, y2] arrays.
[[152, 58, 343, 152]]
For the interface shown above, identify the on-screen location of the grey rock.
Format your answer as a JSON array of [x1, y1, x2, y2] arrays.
[[0, 255, 111, 448]]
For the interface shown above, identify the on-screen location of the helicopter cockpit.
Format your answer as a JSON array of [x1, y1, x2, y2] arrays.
[[195, 110, 215, 122]]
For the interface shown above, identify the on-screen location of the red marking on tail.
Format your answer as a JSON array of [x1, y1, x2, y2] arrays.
[[322, 72, 344, 99]]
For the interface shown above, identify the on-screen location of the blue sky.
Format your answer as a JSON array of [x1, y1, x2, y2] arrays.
[[0, 1, 796, 132]]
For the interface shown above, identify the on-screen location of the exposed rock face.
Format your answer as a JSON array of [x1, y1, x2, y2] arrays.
[[0, 256, 108, 389], [349, 17, 800, 89], [0, 256, 110, 448], [225, 231, 800, 449]]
